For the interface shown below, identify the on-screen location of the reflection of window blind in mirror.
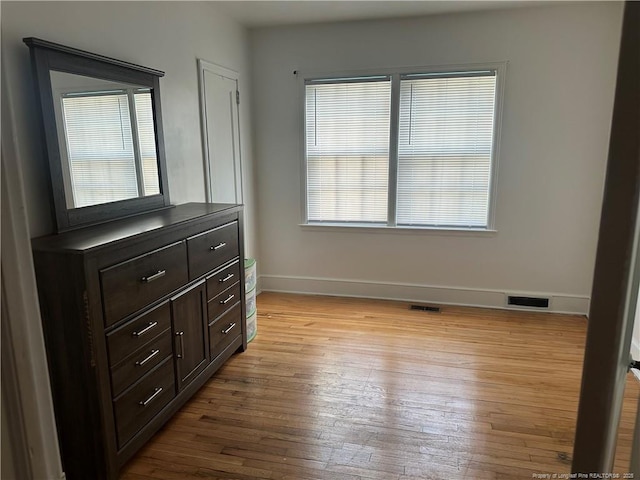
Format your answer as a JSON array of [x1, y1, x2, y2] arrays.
[[62, 93, 139, 208], [134, 92, 160, 196]]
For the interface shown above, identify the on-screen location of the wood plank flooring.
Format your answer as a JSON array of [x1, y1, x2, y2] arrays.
[[121, 292, 640, 480]]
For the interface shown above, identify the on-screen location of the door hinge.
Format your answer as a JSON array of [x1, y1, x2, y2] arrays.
[[236, 90, 240, 105]]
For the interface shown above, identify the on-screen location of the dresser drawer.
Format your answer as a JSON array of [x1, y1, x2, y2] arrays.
[[101, 241, 188, 327], [206, 260, 241, 301], [107, 301, 171, 367], [208, 303, 242, 360], [114, 358, 175, 449], [110, 330, 172, 398], [207, 282, 241, 323], [187, 222, 239, 280]]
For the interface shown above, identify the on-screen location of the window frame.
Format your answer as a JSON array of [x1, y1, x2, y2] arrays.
[[298, 62, 507, 233]]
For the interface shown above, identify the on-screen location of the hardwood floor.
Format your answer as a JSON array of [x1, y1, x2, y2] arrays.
[[121, 292, 640, 480]]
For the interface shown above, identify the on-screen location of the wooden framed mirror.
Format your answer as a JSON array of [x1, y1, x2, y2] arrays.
[[24, 38, 171, 232]]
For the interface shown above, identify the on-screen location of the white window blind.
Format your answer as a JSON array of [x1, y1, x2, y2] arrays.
[[305, 78, 391, 223], [397, 72, 497, 227], [62, 92, 139, 208], [134, 91, 160, 196]]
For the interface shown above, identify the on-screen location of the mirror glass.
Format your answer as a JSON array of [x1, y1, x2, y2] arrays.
[[49, 70, 160, 209]]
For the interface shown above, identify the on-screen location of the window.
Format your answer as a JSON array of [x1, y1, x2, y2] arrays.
[[59, 88, 160, 208], [303, 66, 503, 230], [305, 77, 391, 223]]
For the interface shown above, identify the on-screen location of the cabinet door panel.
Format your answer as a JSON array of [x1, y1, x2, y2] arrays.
[[171, 280, 209, 391]]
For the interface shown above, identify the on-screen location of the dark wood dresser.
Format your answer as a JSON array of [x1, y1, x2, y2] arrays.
[[32, 203, 247, 480]]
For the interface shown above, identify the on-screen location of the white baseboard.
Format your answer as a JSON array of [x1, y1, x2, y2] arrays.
[[259, 274, 590, 315]]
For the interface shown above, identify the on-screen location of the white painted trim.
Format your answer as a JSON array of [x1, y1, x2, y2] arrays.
[[2, 292, 32, 480], [1, 57, 66, 479], [197, 58, 244, 204], [294, 61, 509, 84], [197, 58, 213, 202], [259, 274, 590, 315], [299, 222, 498, 237], [199, 59, 240, 83], [488, 61, 507, 231], [386, 72, 401, 227], [296, 71, 308, 224]]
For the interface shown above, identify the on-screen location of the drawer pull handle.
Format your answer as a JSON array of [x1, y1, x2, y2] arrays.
[[139, 387, 163, 407], [222, 322, 236, 335], [220, 294, 235, 305], [219, 273, 235, 283], [132, 321, 158, 337], [141, 270, 166, 283], [176, 331, 184, 359], [210, 242, 226, 251], [135, 349, 160, 366]]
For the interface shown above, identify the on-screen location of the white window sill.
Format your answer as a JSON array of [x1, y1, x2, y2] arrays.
[[299, 223, 498, 237]]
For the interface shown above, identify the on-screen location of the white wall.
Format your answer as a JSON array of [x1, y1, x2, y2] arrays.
[[1, 3, 256, 477], [250, 3, 624, 314], [1, 1, 258, 260]]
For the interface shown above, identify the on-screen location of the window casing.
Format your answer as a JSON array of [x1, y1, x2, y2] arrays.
[[302, 65, 504, 231]]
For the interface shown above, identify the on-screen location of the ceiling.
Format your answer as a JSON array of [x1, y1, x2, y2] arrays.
[[213, 1, 542, 27]]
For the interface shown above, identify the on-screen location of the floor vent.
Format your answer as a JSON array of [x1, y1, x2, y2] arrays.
[[507, 295, 550, 308], [410, 305, 441, 313]]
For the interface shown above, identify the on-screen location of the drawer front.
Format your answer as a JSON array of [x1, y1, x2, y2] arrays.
[[107, 301, 171, 367], [187, 222, 239, 280], [114, 358, 175, 449], [110, 330, 172, 397], [209, 303, 242, 360], [207, 282, 241, 323], [206, 260, 241, 301], [101, 241, 188, 327]]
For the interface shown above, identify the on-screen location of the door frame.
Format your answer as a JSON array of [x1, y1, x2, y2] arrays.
[[572, 2, 640, 473], [197, 59, 244, 204], [1, 56, 65, 479]]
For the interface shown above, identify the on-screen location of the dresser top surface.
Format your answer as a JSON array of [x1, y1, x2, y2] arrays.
[[32, 203, 242, 253]]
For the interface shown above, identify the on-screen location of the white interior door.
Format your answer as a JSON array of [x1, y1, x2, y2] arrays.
[[198, 60, 243, 204]]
